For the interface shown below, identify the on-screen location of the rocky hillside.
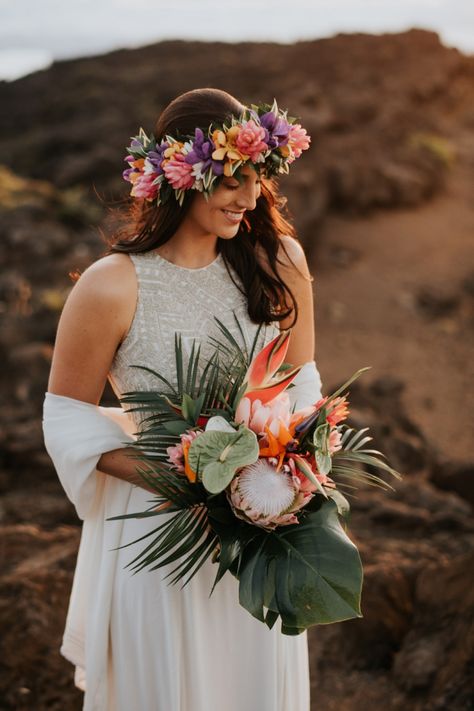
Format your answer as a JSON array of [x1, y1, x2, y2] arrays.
[[0, 28, 473, 710]]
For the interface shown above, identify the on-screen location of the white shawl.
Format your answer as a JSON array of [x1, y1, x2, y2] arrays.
[[42, 361, 322, 710]]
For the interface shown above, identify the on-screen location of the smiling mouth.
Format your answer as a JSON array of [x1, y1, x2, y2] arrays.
[[221, 209, 245, 223]]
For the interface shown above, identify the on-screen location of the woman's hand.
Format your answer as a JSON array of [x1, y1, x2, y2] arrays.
[[97, 446, 161, 494]]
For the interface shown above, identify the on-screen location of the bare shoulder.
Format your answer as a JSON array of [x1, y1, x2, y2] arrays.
[[68, 253, 136, 306], [63, 252, 137, 338], [48, 253, 138, 400], [256, 235, 312, 281], [277, 236, 312, 278], [78, 252, 135, 290]]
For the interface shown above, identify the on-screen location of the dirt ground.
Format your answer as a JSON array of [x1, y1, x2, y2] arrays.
[[314, 161, 474, 461]]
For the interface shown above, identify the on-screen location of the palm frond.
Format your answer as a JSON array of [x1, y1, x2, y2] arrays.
[[164, 529, 219, 588], [175, 331, 184, 395], [340, 426, 373, 451], [336, 424, 403, 480], [208, 312, 266, 371], [127, 506, 219, 587], [335, 447, 401, 479], [186, 339, 200, 394], [324, 367, 372, 405], [125, 364, 179, 397], [208, 313, 250, 365], [331, 464, 396, 491], [141, 507, 208, 570]]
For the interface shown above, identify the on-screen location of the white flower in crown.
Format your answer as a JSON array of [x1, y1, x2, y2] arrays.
[[190, 161, 208, 183]]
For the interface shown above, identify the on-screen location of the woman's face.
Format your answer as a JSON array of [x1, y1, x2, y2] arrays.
[[185, 164, 263, 240]]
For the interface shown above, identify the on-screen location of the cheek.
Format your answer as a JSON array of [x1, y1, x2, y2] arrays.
[[189, 195, 219, 222], [208, 195, 233, 215]]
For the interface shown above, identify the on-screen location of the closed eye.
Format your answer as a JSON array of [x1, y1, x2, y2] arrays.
[[224, 181, 262, 190]]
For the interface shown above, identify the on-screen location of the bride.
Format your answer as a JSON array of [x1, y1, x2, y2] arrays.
[[43, 86, 321, 711]]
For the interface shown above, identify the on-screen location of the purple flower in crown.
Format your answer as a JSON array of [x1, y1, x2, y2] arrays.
[[122, 155, 136, 182], [147, 141, 169, 176], [184, 128, 224, 176], [259, 111, 291, 149]]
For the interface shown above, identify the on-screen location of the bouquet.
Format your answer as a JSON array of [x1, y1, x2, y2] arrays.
[[108, 317, 402, 635]]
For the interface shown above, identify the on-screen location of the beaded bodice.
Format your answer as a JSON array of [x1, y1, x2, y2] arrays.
[[108, 249, 280, 427]]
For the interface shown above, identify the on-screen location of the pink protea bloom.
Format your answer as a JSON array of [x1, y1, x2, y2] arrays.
[[235, 120, 268, 161], [130, 172, 160, 200], [287, 124, 311, 159], [162, 153, 195, 190], [235, 391, 292, 436], [166, 429, 200, 474], [236, 391, 316, 441]]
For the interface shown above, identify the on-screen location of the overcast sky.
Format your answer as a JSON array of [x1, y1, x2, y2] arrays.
[[1, 0, 473, 81]]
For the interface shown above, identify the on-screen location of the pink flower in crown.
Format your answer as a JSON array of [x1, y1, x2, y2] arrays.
[[235, 120, 268, 161], [130, 172, 160, 200], [163, 152, 196, 190], [287, 124, 311, 160]]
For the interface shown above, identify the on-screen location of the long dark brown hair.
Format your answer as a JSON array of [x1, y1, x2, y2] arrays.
[[107, 87, 309, 327]]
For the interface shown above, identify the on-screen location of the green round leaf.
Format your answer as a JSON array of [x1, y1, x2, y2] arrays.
[[188, 426, 259, 494]]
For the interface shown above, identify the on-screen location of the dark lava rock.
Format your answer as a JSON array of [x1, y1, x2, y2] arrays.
[[415, 285, 460, 319]]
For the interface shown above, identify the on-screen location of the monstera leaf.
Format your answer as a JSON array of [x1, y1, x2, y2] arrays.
[[234, 498, 363, 634], [188, 426, 259, 494]]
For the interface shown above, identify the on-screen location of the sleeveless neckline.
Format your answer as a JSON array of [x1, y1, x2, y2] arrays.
[[148, 249, 224, 272]]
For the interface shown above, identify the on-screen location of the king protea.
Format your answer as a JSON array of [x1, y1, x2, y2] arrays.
[[227, 456, 312, 530]]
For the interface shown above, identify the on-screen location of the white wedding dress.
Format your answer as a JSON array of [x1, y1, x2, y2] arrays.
[[104, 248, 319, 711]]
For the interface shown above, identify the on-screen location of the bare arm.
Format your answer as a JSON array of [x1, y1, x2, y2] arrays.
[[97, 447, 159, 493], [47, 253, 157, 493], [271, 236, 316, 365]]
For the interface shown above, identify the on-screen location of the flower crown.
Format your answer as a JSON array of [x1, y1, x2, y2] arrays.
[[122, 98, 311, 207]]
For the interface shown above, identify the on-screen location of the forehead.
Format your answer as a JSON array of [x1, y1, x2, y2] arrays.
[[233, 164, 261, 178]]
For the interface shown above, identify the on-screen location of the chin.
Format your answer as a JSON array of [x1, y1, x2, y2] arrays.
[[214, 221, 241, 237]]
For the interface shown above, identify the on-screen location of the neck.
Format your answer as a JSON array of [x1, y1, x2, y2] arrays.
[[155, 224, 219, 269]]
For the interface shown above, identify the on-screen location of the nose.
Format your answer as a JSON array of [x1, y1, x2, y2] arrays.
[[235, 179, 260, 210]]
